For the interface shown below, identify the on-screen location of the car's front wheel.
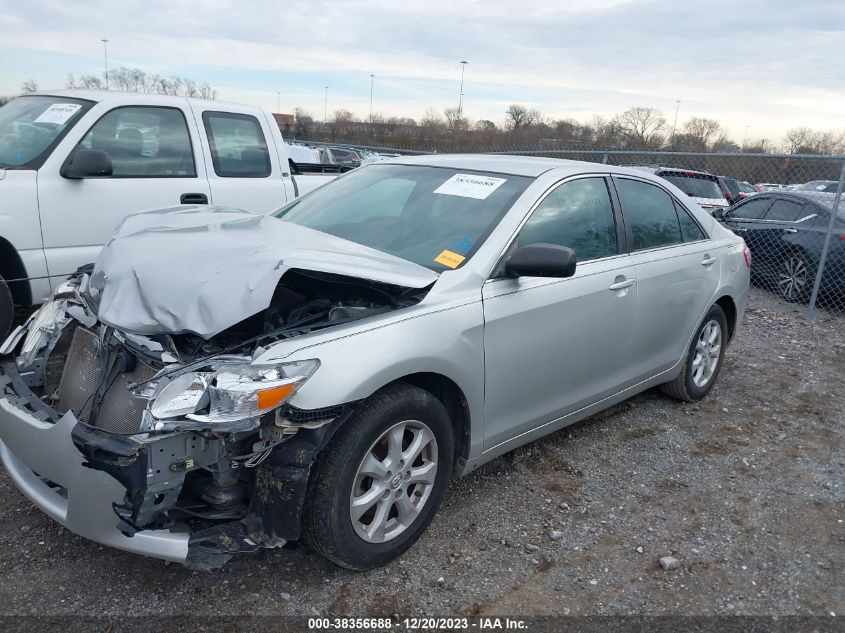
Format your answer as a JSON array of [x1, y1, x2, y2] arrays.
[[302, 383, 454, 569], [660, 304, 728, 402]]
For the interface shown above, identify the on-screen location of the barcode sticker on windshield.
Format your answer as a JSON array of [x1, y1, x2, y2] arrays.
[[33, 103, 81, 125], [434, 174, 507, 200]]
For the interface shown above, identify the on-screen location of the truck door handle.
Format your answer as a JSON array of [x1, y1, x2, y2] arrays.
[[608, 278, 635, 291], [782, 227, 798, 234], [180, 193, 209, 205], [701, 255, 717, 266]]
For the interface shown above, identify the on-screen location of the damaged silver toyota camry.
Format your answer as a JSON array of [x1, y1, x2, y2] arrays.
[[0, 155, 750, 570]]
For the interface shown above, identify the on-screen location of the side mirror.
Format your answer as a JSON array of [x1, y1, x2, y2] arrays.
[[62, 148, 113, 179], [712, 208, 729, 220], [504, 243, 577, 278]]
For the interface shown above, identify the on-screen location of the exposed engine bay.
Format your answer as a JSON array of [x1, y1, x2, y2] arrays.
[[4, 268, 429, 569]]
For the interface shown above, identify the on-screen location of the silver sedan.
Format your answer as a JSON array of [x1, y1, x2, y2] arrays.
[[0, 155, 750, 569]]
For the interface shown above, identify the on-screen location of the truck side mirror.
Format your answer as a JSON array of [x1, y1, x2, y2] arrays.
[[62, 149, 113, 179]]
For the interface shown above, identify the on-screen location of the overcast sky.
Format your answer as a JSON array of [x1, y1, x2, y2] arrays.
[[1, 0, 843, 143]]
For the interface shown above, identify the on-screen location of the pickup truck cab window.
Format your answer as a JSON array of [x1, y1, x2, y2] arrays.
[[77, 106, 196, 177], [203, 111, 271, 178], [0, 95, 93, 169], [516, 177, 618, 262]]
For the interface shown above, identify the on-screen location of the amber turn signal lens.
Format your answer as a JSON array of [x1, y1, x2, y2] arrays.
[[257, 383, 297, 411]]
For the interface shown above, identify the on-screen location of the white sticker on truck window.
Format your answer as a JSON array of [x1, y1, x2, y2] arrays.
[[434, 173, 507, 200], [33, 103, 82, 125]]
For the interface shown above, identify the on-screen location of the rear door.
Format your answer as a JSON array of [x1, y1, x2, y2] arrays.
[[37, 97, 210, 284], [722, 196, 775, 277], [191, 105, 287, 213], [482, 176, 638, 449], [613, 176, 720, 378]]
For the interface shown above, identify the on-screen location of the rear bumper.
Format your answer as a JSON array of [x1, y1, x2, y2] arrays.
[[0, 397, 189, 563]]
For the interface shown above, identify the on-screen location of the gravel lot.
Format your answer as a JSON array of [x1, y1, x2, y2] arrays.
[[1, 288, 843, 619]]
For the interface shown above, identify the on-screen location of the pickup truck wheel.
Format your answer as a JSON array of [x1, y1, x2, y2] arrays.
[[0, 275, 13, 338], [302, 383, 454, 570], [659, 304, 728, 402]]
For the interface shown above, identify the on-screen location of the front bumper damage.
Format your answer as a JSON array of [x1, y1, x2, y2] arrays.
[[0, 293, 349, 570]]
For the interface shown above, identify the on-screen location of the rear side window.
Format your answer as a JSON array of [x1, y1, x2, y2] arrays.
[[765, 198, 804, 222], [674, 201, 706, 242], [78, 106, 196, 177], [616, 178, 682, 250], [203, 112, 271, 178], [731, 197, 771, 219]]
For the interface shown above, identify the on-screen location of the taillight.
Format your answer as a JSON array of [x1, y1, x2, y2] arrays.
[[743, 245, 752, 268]]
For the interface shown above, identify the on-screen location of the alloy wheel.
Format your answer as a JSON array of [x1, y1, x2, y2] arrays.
[[349, 420, 438, 543], [778, 255, 808, 301], [691, 319, 722, 388]]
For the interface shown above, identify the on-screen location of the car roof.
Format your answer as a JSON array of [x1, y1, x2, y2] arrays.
[[26, 88, 247, 111], [384, 154, 683, 178]]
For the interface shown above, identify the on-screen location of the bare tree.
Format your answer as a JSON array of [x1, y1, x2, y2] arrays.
[[615, 107, 666, 149], [0, 95, 15, 106], [505, 104, 535, 131], [294, 107, 314, 137], [66, 67, 216, 99], [443, 107, 469, 132], [682, 117, 724, 150], [20, 79, 39, 93]]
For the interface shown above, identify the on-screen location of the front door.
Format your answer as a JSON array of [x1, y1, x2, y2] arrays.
[[37, 99, 210, 285], [482, 176, 637, 450]]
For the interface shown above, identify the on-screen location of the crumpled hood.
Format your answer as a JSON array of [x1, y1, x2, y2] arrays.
[[90, 206, 438, 338]]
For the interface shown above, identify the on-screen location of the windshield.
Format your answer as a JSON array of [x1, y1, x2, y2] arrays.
[[797, 180, 834, 191], [0, 95, 93, 169], [276, 164, 531, 271], [661, 174, 723, 199], [737, 181, 756, 193]]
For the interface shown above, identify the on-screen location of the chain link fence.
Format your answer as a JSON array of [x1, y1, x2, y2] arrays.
[[295, 139, 845, 321]]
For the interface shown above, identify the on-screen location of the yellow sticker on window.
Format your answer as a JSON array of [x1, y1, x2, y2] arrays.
[[434, 250, 466, 269]]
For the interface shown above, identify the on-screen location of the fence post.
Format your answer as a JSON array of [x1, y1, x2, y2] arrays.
[[602, 151, 608, 165], [806, 159, 845, 322]]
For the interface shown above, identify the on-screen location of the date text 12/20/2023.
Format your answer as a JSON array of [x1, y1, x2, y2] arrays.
[[307, 617, 528, 630]]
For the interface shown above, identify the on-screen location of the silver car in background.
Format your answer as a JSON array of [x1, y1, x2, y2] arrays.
[[0, 155, 750, 570]]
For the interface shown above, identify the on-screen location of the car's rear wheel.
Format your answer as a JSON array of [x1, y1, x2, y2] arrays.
[[302, 383, 454, 569], [777, 251, 814, 303], [660, 304, 728, 402], [0, 274, 13, 338]]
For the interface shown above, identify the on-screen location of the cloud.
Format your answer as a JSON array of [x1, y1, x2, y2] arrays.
[[1, 0, 844, 140]]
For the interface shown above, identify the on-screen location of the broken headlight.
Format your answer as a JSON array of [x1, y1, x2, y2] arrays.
[[149, 359, 320, 426], [16, 300, 69, 368]]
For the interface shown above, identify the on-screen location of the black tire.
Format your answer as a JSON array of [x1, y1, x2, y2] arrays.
[[0, 275, 13, 339], [660, 304, 728, 402], [302, 382, 454, 570], [777, 250, 815, 304]]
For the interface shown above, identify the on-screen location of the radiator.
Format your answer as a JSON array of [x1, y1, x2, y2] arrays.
[[56, 328, 157, 434]]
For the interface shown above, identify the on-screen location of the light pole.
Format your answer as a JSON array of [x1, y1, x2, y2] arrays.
[[323, 86, 328, 126], [276, 91, 280, 113], [101, 39, 109, 90], [369, 74, 375, 124], [457, 61, 468, 119], [742, 125, 750, 151], [670, 99, 680, 149]]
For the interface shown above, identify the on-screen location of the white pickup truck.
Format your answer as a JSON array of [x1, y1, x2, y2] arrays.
[[0, 90, 341, 334]]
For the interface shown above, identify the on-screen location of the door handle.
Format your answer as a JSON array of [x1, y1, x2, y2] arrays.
[[701, 255, 717, 266], [782, 227, 798, 234], [180, 193, 209, 205], [608, 278, 635, 291]]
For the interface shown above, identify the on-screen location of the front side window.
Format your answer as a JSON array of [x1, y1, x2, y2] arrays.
[[731, 197, 771, 219], [517, 177, 618, 261], [765, 198, 805, 222], [616, 178, 683, 250], [277, 164, 531, 271], [203, 112, 271, 177], [78, 106, 196, 177], [0, 95, 92, 169]]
